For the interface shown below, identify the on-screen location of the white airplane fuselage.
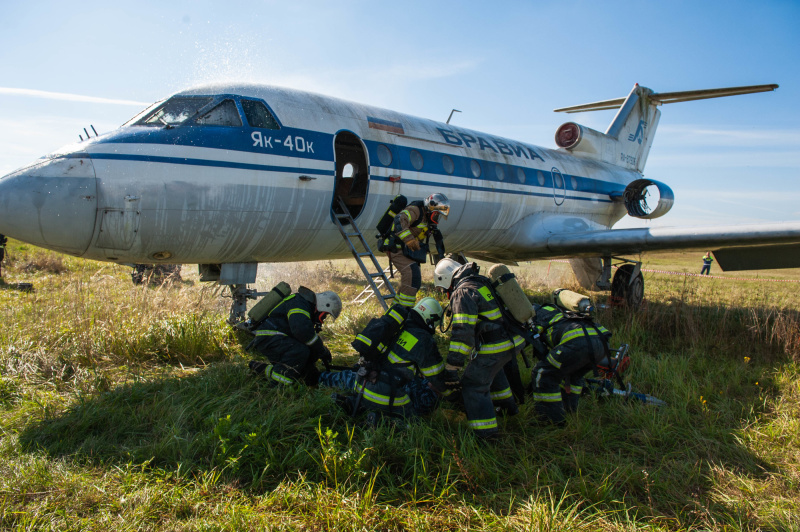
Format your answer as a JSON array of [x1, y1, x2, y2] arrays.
[[0, 83, 650, 267]]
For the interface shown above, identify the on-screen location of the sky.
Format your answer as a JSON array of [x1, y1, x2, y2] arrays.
[[0, 0, 798, 229]]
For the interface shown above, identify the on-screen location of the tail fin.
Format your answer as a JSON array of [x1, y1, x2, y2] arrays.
[[554, 83, 778, 173]]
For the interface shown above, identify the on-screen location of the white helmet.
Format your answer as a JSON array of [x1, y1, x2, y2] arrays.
[[315, 291, 342, 320], [433, 258, 461, 291], [424, 193, 450, 220], [413, 297, 444, 327]]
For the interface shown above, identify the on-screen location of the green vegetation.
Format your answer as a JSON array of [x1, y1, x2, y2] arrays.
[[0, 242, 798, 531]]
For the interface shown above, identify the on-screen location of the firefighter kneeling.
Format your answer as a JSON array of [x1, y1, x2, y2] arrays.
[[248, 287, 342, 386], [319, 297, 448, 421], [529, 294, 612, 425]]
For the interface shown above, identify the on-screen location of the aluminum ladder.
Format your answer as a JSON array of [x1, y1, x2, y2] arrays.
[[331, 197, 396, 311]]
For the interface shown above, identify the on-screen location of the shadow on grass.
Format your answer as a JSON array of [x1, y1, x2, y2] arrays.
[[16, 297, 798, 529]]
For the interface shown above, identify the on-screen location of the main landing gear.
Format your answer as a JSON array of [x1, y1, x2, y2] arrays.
[[597, 257, 644, 308]]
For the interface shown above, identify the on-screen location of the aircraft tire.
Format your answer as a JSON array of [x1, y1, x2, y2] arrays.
[[611, 264, 644, 308]]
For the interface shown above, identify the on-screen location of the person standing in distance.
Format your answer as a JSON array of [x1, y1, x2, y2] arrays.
[[700, 251, 714, 275]]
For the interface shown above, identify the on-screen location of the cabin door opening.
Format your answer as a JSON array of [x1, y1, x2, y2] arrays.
[[332, 132, 369, 221]]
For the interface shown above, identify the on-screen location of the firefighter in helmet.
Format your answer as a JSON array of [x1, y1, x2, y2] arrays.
[[529, 300, 612, 425], [434, 258, 522, 440], [320, 297, 449, 419], [385, 193, 450, 307], [248, 288, 342, 386]]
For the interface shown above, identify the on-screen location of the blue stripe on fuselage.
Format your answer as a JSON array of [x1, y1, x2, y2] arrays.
[[90, 124, 624, 198]]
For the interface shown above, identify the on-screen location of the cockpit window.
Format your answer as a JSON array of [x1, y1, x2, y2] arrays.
[[195, 99, 242, 127], [242, 99, 280, 129], [137, 97, 213, 126]]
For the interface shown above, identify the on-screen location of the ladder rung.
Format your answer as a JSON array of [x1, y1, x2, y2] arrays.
[[357, 252, 372, 257], [335, 212, 351, 218], [346, 233, 361, 237]]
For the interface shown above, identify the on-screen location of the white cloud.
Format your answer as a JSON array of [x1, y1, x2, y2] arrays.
[[0, 88, 149, 107]]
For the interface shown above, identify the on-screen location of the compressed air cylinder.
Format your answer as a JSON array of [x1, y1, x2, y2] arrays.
[[248, 281, 292, 322], [553, 289, 594, 313], [488, 264, 535, 323]]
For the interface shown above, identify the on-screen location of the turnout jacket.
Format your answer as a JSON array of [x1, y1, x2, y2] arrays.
[[255, 292, 324, 352], [447, 264, 524, 366], [383, 311, 446, 388], [393, 202, 430, 246], [532, 305, 611, 360]]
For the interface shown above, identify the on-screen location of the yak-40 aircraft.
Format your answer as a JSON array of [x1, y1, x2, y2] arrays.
[[1, 82, 798, 315]]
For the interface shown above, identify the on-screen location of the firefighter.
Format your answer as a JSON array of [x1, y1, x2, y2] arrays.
[[386, 193, 450, 307], [248, 288, 342, 386], [433, 258, 522, 440], [529, 302, 612, 425], [321, 297, 448, 419]]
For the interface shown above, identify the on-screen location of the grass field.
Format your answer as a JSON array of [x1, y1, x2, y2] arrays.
[[0, 241, 798, 531]]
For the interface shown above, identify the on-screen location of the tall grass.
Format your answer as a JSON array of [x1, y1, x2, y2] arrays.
[[0, 242, 799, 530]]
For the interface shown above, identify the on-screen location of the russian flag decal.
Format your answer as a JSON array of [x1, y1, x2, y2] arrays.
[[367, 116, 404, 134]]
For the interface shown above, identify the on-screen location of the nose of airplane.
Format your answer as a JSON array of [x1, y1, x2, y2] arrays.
[[0, 152, 97, 256]]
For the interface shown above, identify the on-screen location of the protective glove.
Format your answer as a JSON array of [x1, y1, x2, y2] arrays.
[[405, 238, 421, 252], [446, 352, 466, 368], [320, 345, 333, 365]]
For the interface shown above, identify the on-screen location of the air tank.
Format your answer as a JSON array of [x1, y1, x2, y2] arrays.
[[552, 288, 594, 313], [248, 281, 292, 322], [488, 264, 535, 323]]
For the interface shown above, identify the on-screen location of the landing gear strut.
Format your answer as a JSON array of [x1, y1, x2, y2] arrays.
[[228, 284, 265, 325]]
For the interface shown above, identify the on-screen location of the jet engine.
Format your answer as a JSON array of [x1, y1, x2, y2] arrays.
[[621, 178, 674, 219]]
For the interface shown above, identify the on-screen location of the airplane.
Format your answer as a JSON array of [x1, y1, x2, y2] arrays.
[[1, 81, 798, 319]]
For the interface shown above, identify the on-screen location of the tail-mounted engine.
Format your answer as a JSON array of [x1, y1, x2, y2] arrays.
[[621, 178, 674, 219]]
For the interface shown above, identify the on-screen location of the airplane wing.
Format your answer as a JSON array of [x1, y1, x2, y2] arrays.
[[507, 221, 800, 271]]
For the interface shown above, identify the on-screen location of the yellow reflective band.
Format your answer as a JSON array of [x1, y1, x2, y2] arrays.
[[304, 334, 319, 346], [270, 371, 295, 385], [355, 334, 372, 347], [254, 330, 286, 337], [398, 229, 412, 240], [569, 386, 582, 395], [400, 209, 412, 218], [449, 341, 472, 355], [288, 308, 311, 319], [479, 308, 502, 320], [477, 340, 515, 354], [395, 331, 418, 352], [387, 351, 408, 365], [420, 360, 445, 376], [453, 313, 478, 324], [477, 286, 494, 302], [547, 354, 562, 368], [490, 387, 513, 401], [548, 313, 564, 326], [513, 335, 525, 347], [559, 327, 599, 346], [468, 417, 498, 430], [358, 384, 411, 406], [388, 308, 404, 324], [534, 393, 562, 402]]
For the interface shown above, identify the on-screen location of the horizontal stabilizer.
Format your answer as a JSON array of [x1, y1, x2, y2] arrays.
[[554, 83, 779, 113]]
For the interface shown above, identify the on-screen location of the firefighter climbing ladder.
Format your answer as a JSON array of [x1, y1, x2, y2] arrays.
[[331, 197, 396, 310]]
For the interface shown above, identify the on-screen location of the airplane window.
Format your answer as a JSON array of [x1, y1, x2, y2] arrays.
[[138, 97, 213, 126], [342, 163, 356, 178], [442, 155, 454, 175], [496, 165, 505, 181], [410, 150, 424, 171], [517, 168, 526, 183], [377, 144, 393, 166], [554, 173, 564, 188], [242, 99, 280, 129], [470, 160, 482, 178], [537, 171, 545, 186], [571, 176, 579, 190], [195, 100, 242, 127]]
